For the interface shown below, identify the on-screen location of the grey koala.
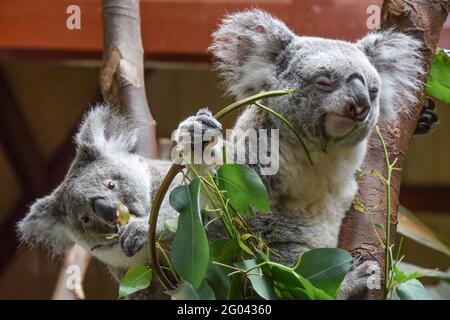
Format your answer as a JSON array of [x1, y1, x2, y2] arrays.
[[17, 106, 178, 277], [176, 9, 424, 299]]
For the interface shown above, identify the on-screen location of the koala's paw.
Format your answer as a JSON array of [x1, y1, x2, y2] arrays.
[[414, 97, 438, 135], [337, 259, 380, 300], [119, 220, 148, 257], [175, 108, 222, 144]]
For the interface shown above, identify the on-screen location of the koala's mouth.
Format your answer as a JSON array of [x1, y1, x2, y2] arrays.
[[326, 110, 375, 145], [325, 113, 357, 138]]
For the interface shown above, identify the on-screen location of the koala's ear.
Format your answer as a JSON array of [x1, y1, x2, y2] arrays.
[[210, 9, 295, 98], [17, 192, 73, 255], [357, 30, 424, 122], [75, 104, 138, 159]]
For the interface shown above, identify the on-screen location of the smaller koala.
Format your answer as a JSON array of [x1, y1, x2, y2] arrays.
[[17, 106, 177, 276]]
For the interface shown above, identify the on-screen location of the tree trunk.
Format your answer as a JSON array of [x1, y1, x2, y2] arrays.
[[100, 0, 157, 159], [52, 0, 157, 299], [338, 0, 449, 300]]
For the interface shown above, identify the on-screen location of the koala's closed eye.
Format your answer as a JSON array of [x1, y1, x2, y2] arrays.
[[369, 87, 379, 99], [314, 76, 333, 92]]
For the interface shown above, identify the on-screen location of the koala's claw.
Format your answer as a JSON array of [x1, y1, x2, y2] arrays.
[[175, 108, 222, 144], [414, 97, 438, 135], [337, 259, 380, 300], [119, 220, 148, 257]]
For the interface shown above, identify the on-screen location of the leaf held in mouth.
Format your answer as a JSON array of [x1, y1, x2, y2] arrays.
[[115, 200, 131, 225]]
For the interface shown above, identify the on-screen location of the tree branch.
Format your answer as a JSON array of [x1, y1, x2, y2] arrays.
[[100, 0, 157, 159], [338, 0, 449, 300]]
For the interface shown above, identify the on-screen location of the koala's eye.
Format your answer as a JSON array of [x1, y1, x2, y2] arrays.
[[369, 87, 379, 98], [81, 216, 91, 224], [108, 181, 115, 190], [314, 76, 333, 92]]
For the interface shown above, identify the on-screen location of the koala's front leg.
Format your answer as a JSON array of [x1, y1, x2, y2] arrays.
[[119, 218, 148, 257]]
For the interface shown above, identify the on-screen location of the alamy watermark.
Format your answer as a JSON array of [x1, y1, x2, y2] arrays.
[[366, 4, 381, 30], [171, 127, 280, 176], [66, 5, 81, 30]]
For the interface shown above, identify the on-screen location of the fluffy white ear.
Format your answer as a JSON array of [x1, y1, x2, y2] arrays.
[[75, 105, 138, 159], [17, 192, 73, 255], [210, 9, 295, 98], [357, 30, 424, 122]]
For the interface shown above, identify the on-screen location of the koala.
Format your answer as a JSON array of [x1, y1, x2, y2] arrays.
[[176, 10, 425, 299], [17, 106, 178, 277]]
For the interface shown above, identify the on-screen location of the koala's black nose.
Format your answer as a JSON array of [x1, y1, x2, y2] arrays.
[[91, 197, 116, 222], [347, 102, 370, 122]]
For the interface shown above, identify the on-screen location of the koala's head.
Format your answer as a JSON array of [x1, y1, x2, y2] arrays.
[[17, 106, 151, 254], [210, 10, 423, 147]]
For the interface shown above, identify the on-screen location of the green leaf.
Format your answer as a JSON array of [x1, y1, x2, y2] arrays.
[[294, 248, 353, 298], [217, 164, 270, 216], [227, 273, 244, 300], [118, 265, 152, 298], [166, 280, 215, 300], [398, 261, 450, 284], [170, 178, 209, 288], [235, 260, 278, 300], [425, 49, 450, 104], [398, 205, 450, 257], [269, 264, 315, 300], [210, 238, 241, 263], [197, 280, 216, 300], [206, 263, 230, 300], [396, 279, 432, 300], [206, 238, 239, 300]]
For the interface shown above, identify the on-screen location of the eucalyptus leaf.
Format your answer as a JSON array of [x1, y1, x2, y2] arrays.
[[118, 265, 152, 298], [398, 261, 450, 284], [166, 280, 216, 300], [294, 248, 353, 298], [269, 264, 315, 300], [425, 49, 450, 104], [227, 273, 244, 300], [170, 178, 209, 288], [217, 164, 270, 216], [210, 238, 241, 263], [396, 279, 432, 300], [235, 259, 278, 300], [206, 263, 229, 300], [206, 238, 239, 299]]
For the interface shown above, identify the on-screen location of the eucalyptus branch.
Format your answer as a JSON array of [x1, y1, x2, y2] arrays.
[[148, 163, 183, 290], [375, 125, 396, 299], [147, 90, 298, 289], [254, 101, 312, 165]]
